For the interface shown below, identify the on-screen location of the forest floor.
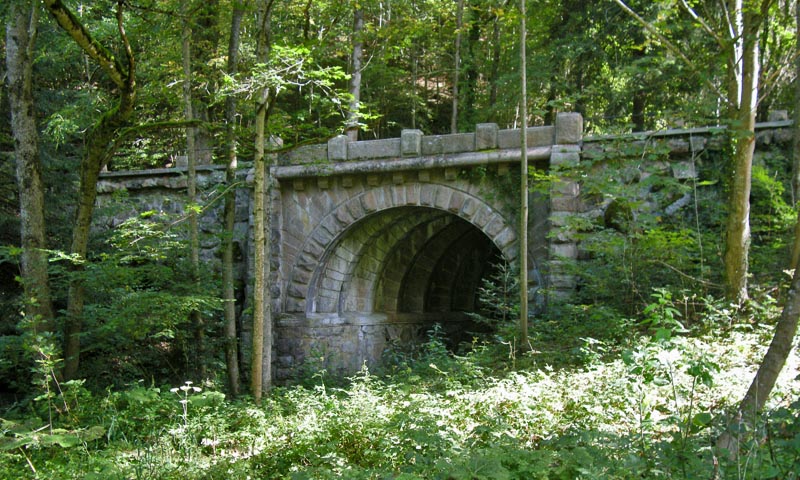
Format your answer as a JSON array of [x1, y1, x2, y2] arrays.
[[1, 318, 799, 479]]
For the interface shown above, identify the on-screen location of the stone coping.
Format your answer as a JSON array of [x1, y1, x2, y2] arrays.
[[272, 146, 552, 179], [584, 119, 793, 143]]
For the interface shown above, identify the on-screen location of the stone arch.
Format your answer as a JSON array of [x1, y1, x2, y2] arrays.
[[284, 182, 518, 317]]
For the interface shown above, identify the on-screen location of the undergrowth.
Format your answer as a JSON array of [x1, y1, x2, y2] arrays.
[[1, 306, 799, 479]]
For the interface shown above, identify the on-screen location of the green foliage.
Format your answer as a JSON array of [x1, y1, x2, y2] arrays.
[[2, 324, 797, 479], [72, 213, 222, 388]]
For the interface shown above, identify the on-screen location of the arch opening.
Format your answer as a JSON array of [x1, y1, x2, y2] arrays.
[[308, 206, 508, 351]]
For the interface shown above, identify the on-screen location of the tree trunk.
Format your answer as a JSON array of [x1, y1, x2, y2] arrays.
[[792, 0, 800, 268], [488, 5, 503, 118], [182, 1, 205, 379], [717, 206, 800, 456], [252, 0, 275, 403], [7, 0, 56, 332], [451, 0, 463, 134], [43, 0, 137, 379], [722, 7, 762, 305], [791, 0, 800, 208], [222, 5, 245, 398], [345, 7, 364, 142], [188, 0, 220, 165], [518, 0, 528, 346]]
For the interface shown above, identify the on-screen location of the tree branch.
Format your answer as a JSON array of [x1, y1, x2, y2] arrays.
[[679, 0, 726, 49], [42, 0, 127, 88]]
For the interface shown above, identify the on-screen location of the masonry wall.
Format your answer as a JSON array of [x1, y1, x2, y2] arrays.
[[95, 114, 795, 381]]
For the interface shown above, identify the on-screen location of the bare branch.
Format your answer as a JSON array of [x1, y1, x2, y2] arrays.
[[680, 0, 726, 48]]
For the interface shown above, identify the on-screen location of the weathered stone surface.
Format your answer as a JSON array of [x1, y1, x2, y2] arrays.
[[401, 129, 423, 156], [671, 161, 696, 179], [551, 242, 578, 259], [328, 135, 348, 161], [348, 138, 402, 160], [555, 112, 583, 144], [550, 146, 581, 167], [421, 133, 474, 155], [497, 126, 555, 149], [475, 123, 498, 150]]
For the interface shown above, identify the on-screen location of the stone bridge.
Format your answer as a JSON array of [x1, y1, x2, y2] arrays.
[[97, 113, 794, 379]]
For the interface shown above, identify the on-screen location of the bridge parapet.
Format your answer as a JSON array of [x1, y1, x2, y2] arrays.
[[279, 123, 558, 167]]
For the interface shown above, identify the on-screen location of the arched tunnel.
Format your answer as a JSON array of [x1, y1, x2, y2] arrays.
[[276, 205, 512, 377]]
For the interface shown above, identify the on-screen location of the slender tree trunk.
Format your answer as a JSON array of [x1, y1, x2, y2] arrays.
[[792, 0, 800, 268], [346, 6, 364, 142], [631, 43, 646, 132], [252, 0, 275, 403], [44, 0, 137, 379], [188, 0, 220, 165], [451, 0, 463, 133], [519, 0, 528, 346], [7, 0, 55, 332], [182, 1, 205, 379], [222, 5, 245, 397], [488, 5, 503, 117], [723, 7, 762, 305]]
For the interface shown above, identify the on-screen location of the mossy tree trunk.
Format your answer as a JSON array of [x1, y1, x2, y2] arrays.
[[182, 0, 205, 379], [7, 0, 55, 332], [43, 0, 137, 380], [222, 4, 245, 397], [252, 0, 275, 404]]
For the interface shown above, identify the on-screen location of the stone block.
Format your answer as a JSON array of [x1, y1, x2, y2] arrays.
[[367, 174, 380, 186], [769, 110, 788, 121], [555, 112, 583, 144], [421, 133, 474, 155], [550, 195, 580, 212], [348, 138, 401, 160], [774, 128, 793, 143], [549, 274, 577, 289], [418, 170, 431, 182], [671, 161, 696, 179], [401, 129, 423, 156], [328, 135, 348, 161], [475, 123, 498, 150], [551, 242, 578, 259], [550, 212, 574, 227], [497, 126, 554, 149], [550, 145, 581, 167], [493, 226, 516, 250], [551, 180, 579, 196]]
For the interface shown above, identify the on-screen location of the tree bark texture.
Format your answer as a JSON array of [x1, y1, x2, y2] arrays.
[[722, 5, 764, 305], [252, 0, 275, 403], [223, 5, 245, 397], [182, 1, 205, 379], [7, 0, 56, 331], [346, 7, 364, 142], [451, 0, 463, 134], [518, 0, 528, 346]]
